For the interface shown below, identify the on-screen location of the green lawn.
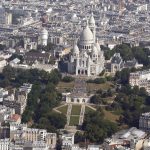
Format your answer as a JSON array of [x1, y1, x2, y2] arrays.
[[71, 105, 81, 115], [86, 82, 114, 93], [85, 106, 95, 114], [57, 105, 68, 115], [69, 116, 80, 126], [57, 81, 74, 93], [103, 109, 120, 123]]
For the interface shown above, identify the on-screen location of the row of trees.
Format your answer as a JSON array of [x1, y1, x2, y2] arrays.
[[107, 67, 150, 128], [87, 67, 150, 140], [62, 76, 75, 82], [75, 109, 117, 143], [0, 66, 66, 132], [90, 89, 113, 104], [103, 44, 150, 67], [0, 65, 61, 87], [87, 78, 106, 84]]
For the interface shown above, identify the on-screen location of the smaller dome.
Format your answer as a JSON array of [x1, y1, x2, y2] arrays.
[[34, 9, 38, 13], [71, 13, 78, 21], [72, 13, 77, 18], [92, 46, 98, 55], [41, 28, 48, 35], [46, 7, 52, 13], [73, 44, 79, 55], [89, 13, 95, 25]]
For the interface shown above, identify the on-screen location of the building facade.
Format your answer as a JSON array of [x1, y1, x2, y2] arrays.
[[129, 70, 150, 94], [0, 139, 9, 150], [9, 123, 57, 149], [139, 112, 150, 131], [68, 14, 105, 76]]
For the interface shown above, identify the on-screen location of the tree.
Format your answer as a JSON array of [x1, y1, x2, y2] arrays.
[[115, 68, 130, 84], [87, 78, 106, 84], [132, 47, 150, 66], [139, 87, 147, 97], [48, 69, 62, 84], [90, 95, 103, 104], [48, 112, 67, 129], [82, 111, 117, 143], [104, 44, 133, 61], [3, 65, 16, 80], [62, 76, 74, 82], [74, 131, 85, 143], [22, 109, 32, 123]]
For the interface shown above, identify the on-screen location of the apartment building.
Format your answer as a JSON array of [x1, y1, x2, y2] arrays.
[[129, 69, 150, 94], [9, 123, 57, 149], [139, 112, 150, 131]]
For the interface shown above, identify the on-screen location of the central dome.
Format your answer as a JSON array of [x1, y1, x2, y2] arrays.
[[80, 25, 93, 43]]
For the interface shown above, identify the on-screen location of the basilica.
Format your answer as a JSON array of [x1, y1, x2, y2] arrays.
[[68, 13, 105, 76]]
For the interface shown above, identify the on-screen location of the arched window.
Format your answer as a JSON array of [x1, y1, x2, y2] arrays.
[[78, 70, 80, 74], [85, 70, 87, 75]]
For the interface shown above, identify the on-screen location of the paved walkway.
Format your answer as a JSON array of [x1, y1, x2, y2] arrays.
[[72, 78, 87, 95], [55, 77, 98, 128], [79, 104, 85, 125], [67, 104, 72, 126], [53, 104, 67, 113]]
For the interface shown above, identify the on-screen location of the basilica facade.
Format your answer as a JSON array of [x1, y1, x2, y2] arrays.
[[68, 14, 105, 76]]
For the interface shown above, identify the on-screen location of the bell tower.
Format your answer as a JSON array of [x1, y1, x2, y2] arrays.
[[89, 12, 96, 43]]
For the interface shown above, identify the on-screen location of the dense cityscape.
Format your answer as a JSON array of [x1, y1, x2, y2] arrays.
[[0, 0, 150, 149]]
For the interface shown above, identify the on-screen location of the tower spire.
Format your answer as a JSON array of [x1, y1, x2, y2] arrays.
[[86, 19, 89, 27]]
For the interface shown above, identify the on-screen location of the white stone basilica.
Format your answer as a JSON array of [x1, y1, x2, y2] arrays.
[[68, 13, 105, 76]]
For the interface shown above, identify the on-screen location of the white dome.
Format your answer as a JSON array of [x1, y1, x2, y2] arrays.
[[35, 9, 38, 13], [72, 13, 77, 18], [92, 46, 98, 55], [89, 13, 95, 25], [46, 7, 52, 13], [41, 28, 48, 35], [71, 13, 78, 21], [80, 25, 93, 43]]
